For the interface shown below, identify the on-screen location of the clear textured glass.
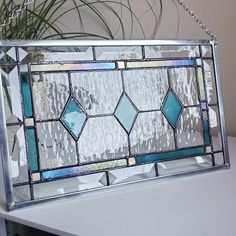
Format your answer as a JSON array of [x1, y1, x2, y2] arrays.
[[169, 67, 199, 106], [32, 73, 70, 121], [37, 121, 77, 169], [123, 69, 168, 111], [78, 116, 129, 164], [176, 107, 204, 148], [130, 111, 175, 154], [71, 71, 123, 115]]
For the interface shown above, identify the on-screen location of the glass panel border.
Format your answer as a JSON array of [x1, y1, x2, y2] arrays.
[[0, 39, 229, 210]]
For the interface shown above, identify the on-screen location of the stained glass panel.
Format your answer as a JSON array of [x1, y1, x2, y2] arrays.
[[0, 40, 229, 210]]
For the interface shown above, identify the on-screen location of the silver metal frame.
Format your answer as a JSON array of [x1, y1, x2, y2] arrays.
[[0, 39, 230, 211], [0, 217, 7, 236]]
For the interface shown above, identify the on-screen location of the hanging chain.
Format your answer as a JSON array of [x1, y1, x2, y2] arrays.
[[0, 0, 216, 40], [174, 0, 217, 40], [0, 0, 34, 32]]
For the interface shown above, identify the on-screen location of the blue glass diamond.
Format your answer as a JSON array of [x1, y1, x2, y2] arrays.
[[61, 98, 87, 138], [162, 90, 183, 127], [115, 94, 137, 132]]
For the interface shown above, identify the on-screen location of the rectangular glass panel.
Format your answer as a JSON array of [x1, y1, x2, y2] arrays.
[[158, 154, 213, 176], [108, 163, 156, 185], [145, 45, 200, 58], [21, 46, 93, 62], [95, 46, 142, 60], [0, 40, 229, 210], [34, 172, 107, 199]]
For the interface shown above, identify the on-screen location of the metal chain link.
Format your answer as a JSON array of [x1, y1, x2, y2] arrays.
[[0, 0, 34, 31], [174, 0, 217, 40], [0, 0, 216, 40]]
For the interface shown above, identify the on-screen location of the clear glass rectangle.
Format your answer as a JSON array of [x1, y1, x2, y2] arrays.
[[145, 45, 200, 58], [21, 46, 94, 62]]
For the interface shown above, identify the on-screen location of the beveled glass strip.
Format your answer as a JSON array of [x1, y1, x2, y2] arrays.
[[42, 159, 127, 180], [127, 59, 196, 69], [33, 172, 107, 199], [158, 154, 213, 176], [145, 45, 200, 58], [31, 62, 116, 72], [136, 147, 205, 164], [21, 74, 33, 117], [95, 46, 142, 60], [25, 128, 39, 172]]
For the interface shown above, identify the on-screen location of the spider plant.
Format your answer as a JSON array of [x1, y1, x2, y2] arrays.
[[0, 0, 164, 40]]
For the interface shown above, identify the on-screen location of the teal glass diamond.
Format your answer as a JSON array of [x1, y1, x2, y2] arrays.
[[162, 90, 183, 127], [61, 98, 87, 139], [115, 94, 137, 132]]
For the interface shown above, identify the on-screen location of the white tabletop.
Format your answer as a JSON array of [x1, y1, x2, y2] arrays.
[[0, 137, 236, 236]]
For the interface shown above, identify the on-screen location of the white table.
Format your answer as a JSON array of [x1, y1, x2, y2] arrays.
[[0, 137, 236, 236]]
